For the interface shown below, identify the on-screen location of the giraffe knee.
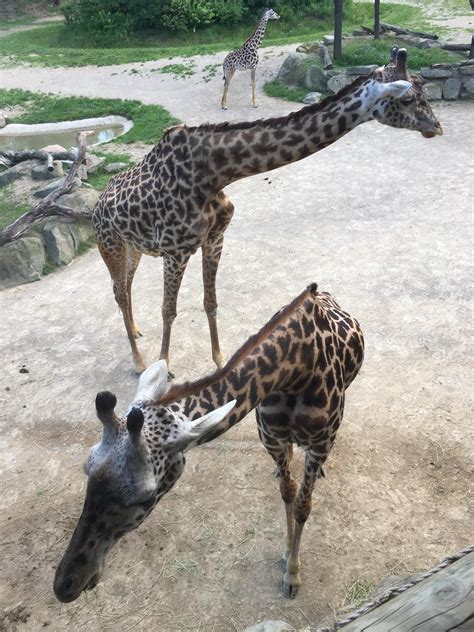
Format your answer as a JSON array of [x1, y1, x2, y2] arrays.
[[294, 497, 312, 524], [204, 299, 218, 316], [162, 307, 177, 324], [280, 478, 297, 505]]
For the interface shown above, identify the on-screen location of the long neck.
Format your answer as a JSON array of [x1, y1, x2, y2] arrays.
[[248, 15, 268, 48], [195, 79, 373, 191]]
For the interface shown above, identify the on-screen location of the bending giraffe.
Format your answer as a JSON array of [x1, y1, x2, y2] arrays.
[[92, 48, 442, 374], [54, 284, 365, 602], [221, 7, 280, 110]]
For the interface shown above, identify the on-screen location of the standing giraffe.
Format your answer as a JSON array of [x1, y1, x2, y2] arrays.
[[54, 284, 365, 602], [221, 7, 280, 110], [92, 49, 442, 374]]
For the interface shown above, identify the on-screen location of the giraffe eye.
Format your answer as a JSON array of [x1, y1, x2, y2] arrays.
[[401, 96, 415, 105]]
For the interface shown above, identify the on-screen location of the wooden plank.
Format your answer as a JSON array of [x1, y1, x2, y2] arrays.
[[339, 552, 474, 631]]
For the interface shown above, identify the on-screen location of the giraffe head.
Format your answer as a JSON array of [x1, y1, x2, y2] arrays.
[[53, 361, 236, 603], [366, 47, 442, 138], [262, 8, 280, 21]]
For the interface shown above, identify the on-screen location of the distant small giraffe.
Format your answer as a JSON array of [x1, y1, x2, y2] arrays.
[[54, 284, 364, 602], [221, 7, 280, 109]]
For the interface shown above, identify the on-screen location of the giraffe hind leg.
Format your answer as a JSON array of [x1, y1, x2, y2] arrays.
[[98, 239, 146, 373], [221, 67, 235, 110], [251, 68, 257, 108], [127, 248, 143, 338]]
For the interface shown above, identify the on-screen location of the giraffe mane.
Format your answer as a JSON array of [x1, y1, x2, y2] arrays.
[[157, 283, 318, 406], [190, 76, 368, 135]]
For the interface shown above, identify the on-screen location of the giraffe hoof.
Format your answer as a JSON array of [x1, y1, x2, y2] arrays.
[[133, 330, 143, 339], [134, 360, 147, 375], [282, 576, 300, 599], [253, 104, 258, 108], [167, 370, 175, 381], [221, 106, 228, 110]]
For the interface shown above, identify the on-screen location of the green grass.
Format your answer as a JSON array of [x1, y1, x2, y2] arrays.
[[87, 152, 133, 190], [0, 3, 432, 68], [263, 81, 310, 103], [335, 40, 464, 70], [156, 62, 196, 77], [0, 89, 179, 145], [342, 579, 374, 608], [0, 186, 30, 230]]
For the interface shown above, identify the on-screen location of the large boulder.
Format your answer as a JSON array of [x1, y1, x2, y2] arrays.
[[423, 82, 443, 100], [461, 77, 474, 96], [85, 153, 106, 174], [276, 52, 308, 86], [303, 91, 322, 104], [304, 64, 328, 91], [104, 162, 129, 173], [327, 73, 353, 94], [58, 188, 100, 215], [0, 161, 36, 188], [33, 176, 81, 199], [443, 76, 462, 100], [420, 67, 452, 79], [0, 235, 46, 290], [42, 218, 79, 266], [31, 160, 64, 181], [459, 64, 474, 76], [346, 64, 377, 76]]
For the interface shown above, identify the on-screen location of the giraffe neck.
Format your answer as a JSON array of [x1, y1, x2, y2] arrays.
[[247, 15, 268, 49], [195, 78, 372, 191]]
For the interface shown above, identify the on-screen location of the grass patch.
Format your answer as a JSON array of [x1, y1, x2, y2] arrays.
[[156, 62, 196, 77], [0, 89, 179, 145], [263, 81, 309, 103], [0, 3, 431, 68], [203, 63, 221, 83], [342, 579, 374, 608], [42, 260, 57, 275], [335, 40, 464, 70], [87, 151, 133, 190], [0, 186, 30, 231]]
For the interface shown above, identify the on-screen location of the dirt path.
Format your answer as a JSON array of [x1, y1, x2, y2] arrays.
[[1, 45, 473, 632]]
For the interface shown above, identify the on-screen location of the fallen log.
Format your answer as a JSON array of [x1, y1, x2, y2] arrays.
[[335, 548, 474, 631], [441, 43, 471, 52], [0, 132, 90, 247], [380, 22, 439, 40], [0, 148, 77, 167]]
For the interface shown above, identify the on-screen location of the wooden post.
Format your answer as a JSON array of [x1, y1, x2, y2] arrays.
[[333, 0, 343, 61], [374, 0, 380, 40], [337, 551, 474, 631], [469, 36, 474, 60]]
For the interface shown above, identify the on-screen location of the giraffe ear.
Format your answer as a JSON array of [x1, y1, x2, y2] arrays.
[[376, 80, 412, 100], [133, 360, 168, 403], [167, 400, 237, 453]]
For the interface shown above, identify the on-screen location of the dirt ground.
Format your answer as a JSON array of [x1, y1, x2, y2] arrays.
[[0, 39, 473, 632]]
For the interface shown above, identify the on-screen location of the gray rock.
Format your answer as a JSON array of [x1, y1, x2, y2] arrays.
[[346, 64, 378, 76], [276, 52, 309, 86], [416, 39, 442, 49], [77, 164, 88, 181], [352, 28, 367, 37], [33, 176, 81, 199], [303, 91, 322, 104], [0, 235, 46, 290], [40, 144, 67, 154], [58, 188, 100, 215], [0, 160, 35, 188], [104, 162, 129, 173], [461, 77, 474, 95], [420, 67, 453, 79], [304, 65, 328, 91], [43, 218, 80, 266], [243, 621, 295, 632], [443, 76, 462, 100], [423, 82, 443, 100], [296, 42, 321, 55], [459, 63, 474, 76], [31, 160, 64, 181], [85, 153, 106, 174], [323, 35, 334, 46], [327, 73, 353, 94]]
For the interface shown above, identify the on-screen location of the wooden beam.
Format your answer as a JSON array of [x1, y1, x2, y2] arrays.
[[337, 551, 474, 631], [380, 22, 439, 40]]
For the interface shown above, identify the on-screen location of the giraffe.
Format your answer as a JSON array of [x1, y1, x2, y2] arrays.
[[221, 7, 280, 110], [54, 283, 365, 603], [92, 48, 442, 374]]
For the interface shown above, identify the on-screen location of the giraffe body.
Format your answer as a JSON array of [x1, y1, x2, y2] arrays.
[[54, 284, 364, 602], [92, 48, 442, 374], [221, 8, 280, 109]]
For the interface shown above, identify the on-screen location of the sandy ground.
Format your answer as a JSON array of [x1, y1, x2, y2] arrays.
[[0, 42, 473, 632]]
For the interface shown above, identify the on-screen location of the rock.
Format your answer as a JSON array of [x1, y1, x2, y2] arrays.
[[0, 160, 35, 188], [323, 35, 334, 46], [276, 52, 309, 86], [461, 77, 474, 95], [423, 82, 443, 100], [31, 160, 64, 181], [243, 621, 295, 632], [303, 91, 322, 104], [296, 42, 321, 55], [0, 235, 46, 290], [0, 111, 6, 128], [346, 64, 378, 76], [43, 218, 80, 266], [420, 67, 453, 79], [77, 164, 88, 181], [104, 162, 129, 173], [33, 176, 81, 199], [416, 39, 442, 49], [459, 64, 474, 76], [40, 144, 67, 154], [304, 65, 328, 91], [443, 76, 462, 100], [352, 28, 368, 36], [85, 153, 106, 174], [327, 73, 353, 94], [58, 188, 99, 215]]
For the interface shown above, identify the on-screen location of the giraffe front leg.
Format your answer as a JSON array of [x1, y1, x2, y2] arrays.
[[159, 254, 189, 375], [127, 248, 143, 339], [251, 68, 257, 108], [221, 68, 235, 110], [202, 234, 226, 368]]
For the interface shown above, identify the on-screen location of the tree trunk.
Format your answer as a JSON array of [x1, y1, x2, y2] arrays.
[[333, 0, 343, 61], [469, 36, 474, 59], [374, 0, 380, 40]]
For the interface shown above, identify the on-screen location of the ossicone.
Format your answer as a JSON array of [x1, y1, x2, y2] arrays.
[[127, 407, 145, 436], [96, 391, 117, 415]]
